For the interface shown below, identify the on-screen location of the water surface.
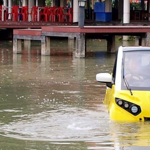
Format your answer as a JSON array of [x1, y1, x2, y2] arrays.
[[0, 39, 150, 150]]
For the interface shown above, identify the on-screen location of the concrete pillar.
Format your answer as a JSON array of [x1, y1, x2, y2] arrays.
[[107, 35, 115, 53], [52, 0, 54, 6], [2, 0, 7, 21], [36, 0, 39, 21], [41, 36, 50, 56], [78, 6, 85, 27], [141, 38, 146, 46], [123, 0, 130, 24], [118, 0, 123, 20], [146, 33, 150, 46], [8, 0, 12, 20], [136, 35, 146, 46], [68, 36, 75, 51], [3, 0, 7, 6], [28, 0, 34, 21], [22, 0, 27, 6], [135, 36, 140, 46], [24, 40, 31, 50], [105, 0, 112, 12], [51, 0, 53, 7], [123, 40, 130, 46], [73, 0, 79, 22], [123, 0, 130, 41], [141, 34, 146, 46], [70, 0, 72, 8], [36, 0, 38, 6], [75, 34, 86, 58], [13, 39, 22, 54], [123, 36, 129, 41]]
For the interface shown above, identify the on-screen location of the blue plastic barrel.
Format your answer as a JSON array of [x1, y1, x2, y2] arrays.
[[94, 2, 105, 13], [95, 12, 112, 22]]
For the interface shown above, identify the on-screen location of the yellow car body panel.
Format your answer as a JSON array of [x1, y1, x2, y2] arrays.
[[104, 84, 150, 122]]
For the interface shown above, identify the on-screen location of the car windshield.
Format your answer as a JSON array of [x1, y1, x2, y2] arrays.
[[122, 50, 150, 90]]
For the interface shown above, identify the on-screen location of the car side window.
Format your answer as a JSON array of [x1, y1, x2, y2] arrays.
[[112, 56, 117, 84]]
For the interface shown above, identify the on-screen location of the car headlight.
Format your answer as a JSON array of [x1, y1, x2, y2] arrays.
[[115, 98, 141, 116], [124, 102, 129, 109], [131, 105, 138, 114], [117, 100, 123, 106]]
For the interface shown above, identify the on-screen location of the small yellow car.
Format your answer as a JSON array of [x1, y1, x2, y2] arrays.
[[96, 46, 150, 122]]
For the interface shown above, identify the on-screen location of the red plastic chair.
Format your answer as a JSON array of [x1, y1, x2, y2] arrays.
[[0, 5, 2, 20], [8, 6, 19, 21], [1, 6, 8, 21], [51, 7, 62, 22], [28, 6, 38, 21], [19, 6, 28, 21], [57, 7, 64, 22], [39, 7, 49, 21], [48, 7, 56, 22], [62, 8, 73, 23]]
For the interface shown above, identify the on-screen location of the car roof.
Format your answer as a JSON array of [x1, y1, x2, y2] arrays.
[[119, 46, 150, 52]]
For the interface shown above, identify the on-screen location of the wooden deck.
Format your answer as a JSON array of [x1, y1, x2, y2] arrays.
[[42, 26, 150, 34], [1, 20, 150, 29], [0, 21, 74, 28], [14, 29, 42, 36], [13, 26, 150, 36]]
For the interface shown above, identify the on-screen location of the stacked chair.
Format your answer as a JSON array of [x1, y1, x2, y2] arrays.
[[0, 6, 73, 23], [28, 6, 38, 21], [19, 6, 28, 21], [8, 6, 19, 21]]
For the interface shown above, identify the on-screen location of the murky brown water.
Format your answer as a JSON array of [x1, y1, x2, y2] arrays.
[[0, 39, 150, 150]]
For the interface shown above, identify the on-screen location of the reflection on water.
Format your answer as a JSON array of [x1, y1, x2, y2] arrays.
[[0, 39, 149, 149]]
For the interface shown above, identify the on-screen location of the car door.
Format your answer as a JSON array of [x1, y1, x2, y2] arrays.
[[104, 56, 117, 110]]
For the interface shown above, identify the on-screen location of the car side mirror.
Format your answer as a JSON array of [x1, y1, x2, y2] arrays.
[[96, 73, 113, 88]]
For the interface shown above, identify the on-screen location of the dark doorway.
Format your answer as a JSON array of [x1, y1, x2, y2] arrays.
[[55, 0, 60, 7], [0, 0, 2, 5], [85, 0, 93, 20]]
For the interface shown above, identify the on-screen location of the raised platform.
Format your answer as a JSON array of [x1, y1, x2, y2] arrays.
[[0, 21, 73, 28], [1, 20, 150, 29], [13, 25, 150, 34], [14, 29, 42, 36], [13, 26, 150, 57], [42, 26, 150, 34]]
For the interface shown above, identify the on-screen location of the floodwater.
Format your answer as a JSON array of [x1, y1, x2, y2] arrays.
[[0, 38, 150, 150]]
